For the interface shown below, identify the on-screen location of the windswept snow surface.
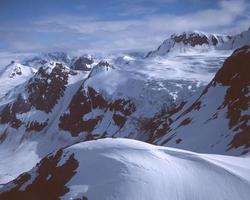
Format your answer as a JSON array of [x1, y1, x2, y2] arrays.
[[1, 138, 250, 200]]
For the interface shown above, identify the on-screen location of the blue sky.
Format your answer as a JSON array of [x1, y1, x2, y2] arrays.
[[0, 0, 249, 55]]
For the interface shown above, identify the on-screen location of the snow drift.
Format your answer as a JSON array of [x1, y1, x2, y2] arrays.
[[0, 138, 250, 200]]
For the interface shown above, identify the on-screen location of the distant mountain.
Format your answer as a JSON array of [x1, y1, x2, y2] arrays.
[[22, 52, 97, 71], [1, 138, 250, 200], [148, 45, 250, 155], [146, 31, 230, 57], [146, 28, 250, 57], [0, 61, 36, 100], [23, 52, 71, 69], [219, 27, 250, 50], [70, 54, 96, 71]]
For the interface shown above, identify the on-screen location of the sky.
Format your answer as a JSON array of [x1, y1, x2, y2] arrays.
[[0, 0, 249, 56]]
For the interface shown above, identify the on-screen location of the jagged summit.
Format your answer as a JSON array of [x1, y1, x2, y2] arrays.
[[146, 31, 230, 57]]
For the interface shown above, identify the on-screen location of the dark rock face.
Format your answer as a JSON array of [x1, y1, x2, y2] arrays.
[[71, 56, 94, 71], [211, 35, 219, 46], [0, 63, 72, 134], [9, 65, 22, 78], [140, 102, 186, 143], [26, 121, 48, 132], [27, 63, 70, 113], [0, 94, 31, 128], [171, 32, 209, 47], [213, 45, 250, 151], [59, 86, 136, 137], [0, 149, 79, 200]]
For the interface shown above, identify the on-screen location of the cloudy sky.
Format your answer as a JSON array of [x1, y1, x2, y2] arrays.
[[0, 0, 249, 55]]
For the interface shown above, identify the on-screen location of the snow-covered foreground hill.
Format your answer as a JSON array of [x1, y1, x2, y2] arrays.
[[0, 138, 250, 200]]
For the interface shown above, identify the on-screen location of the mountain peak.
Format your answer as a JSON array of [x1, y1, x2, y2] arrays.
[[146, 30, 230, 57]]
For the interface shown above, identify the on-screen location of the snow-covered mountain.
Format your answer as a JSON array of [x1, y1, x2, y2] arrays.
[[146, 31, 230, 57], [23, 52, 71, 69], [146, 28, 250, 57], [219, 27, 250, 50], [0, 138, 250, 200], [0, 61, 36, 101], [0, 49, 229, 184], [22, 52, 97, 71], [148, 45, 250, 155]]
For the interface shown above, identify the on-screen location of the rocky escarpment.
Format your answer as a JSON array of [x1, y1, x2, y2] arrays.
[[0, 63, 74, 132], [214, 45, 250, 150], [59, 86, 136, 137]]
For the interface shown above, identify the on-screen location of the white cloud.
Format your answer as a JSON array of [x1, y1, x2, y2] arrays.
[[1, 0, 249, 53]]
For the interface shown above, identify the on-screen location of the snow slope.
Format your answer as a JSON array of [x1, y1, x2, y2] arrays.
[[0, 138, 250, 200]]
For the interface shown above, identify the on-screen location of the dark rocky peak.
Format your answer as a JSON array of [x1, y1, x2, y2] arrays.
[[26, 63, 73, 113], [59, 86, 136, 137], [97, 60, 110, 67], [146, 30, 230, 57], [170, 31, 210, 47], [0, 62, 76, 132], [71, 55, 94, 71]]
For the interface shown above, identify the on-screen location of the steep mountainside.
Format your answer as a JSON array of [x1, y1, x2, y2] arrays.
[[149, 45, 250, 155], [0, 138, 250, 200]]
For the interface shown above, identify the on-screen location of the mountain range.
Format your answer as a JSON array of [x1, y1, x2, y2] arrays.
[[0, 27, 249, 199]]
